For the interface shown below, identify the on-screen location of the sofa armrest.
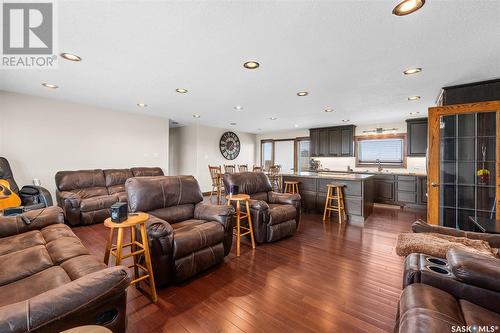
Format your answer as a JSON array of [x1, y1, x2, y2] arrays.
[[0, 206, 64, 238], [412, 219, 500, 248], [144, 214, 175, 287], [0, 266, 129, 333], [248, 199, 269, 211], [447, 248, 500, 292], [268, 191, 301, 207], [194, 202, 235, 229], [56, 191, 82, 226]]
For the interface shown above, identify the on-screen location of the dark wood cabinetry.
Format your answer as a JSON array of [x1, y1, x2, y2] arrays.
[[406, 118, 428, 157], [310, 125, 355, 157], [373, 174, 427, 208]]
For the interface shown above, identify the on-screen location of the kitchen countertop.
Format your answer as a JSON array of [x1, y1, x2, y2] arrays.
[[304, 169, 427, 177], [283, 172, 374, 180]]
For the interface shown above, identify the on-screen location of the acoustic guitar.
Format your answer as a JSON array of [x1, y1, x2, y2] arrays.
[[0, 179, 22, 210]]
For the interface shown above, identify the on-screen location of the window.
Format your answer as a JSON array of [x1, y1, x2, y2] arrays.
[[261, 141, 273, 170], [296, 138, 310, 172], [356, 134, 406, 167]]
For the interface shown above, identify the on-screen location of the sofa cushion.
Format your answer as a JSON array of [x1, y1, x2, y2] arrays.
[[80, 195, 118, 212], [60, 254, 107, 280], [0, 266, 70, 307], [0, 245, 53, 286], [46, 236, 90, 265], [130, 167, 164, 177], [55, 169, 106, 192], [115, 192, 128, 202], [104, 169, 133, 188], [460, 299, 500, 326], [172, 220, 224, 259], [268, 204, 297, 225], [151, 204, 195, 224], [0, 230, 45, 256]]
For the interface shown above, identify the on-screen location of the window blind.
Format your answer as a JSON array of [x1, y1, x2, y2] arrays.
[[358, 138, 403, 164]]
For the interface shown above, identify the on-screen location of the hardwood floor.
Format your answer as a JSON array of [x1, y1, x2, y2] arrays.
[[73, 205, 425, 333]]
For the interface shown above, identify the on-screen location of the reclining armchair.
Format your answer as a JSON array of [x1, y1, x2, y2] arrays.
[[396, 248, 500, 332], [223, 172, 301, 243], [0, 157, 53, 211], [126, 175, 234, 286]]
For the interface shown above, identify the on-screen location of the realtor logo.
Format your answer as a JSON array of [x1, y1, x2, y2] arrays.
[[1, 1, 57, 68]]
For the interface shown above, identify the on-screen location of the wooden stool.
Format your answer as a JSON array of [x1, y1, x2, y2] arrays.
[[284, 181, 300, 194], [323, 184, 347, 224], [61, 326, 111, 333], [104, 212, 157, 303], [226, 194, 256, 256]]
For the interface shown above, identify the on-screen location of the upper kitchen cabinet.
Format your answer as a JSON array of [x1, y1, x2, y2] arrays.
[[406, 118, 428, 157], [310, 125, 355, 157]]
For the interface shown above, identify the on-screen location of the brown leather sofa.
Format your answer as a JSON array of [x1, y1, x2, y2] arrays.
[[222, 172, 301, 243], [412, 219, 500, 251], [55, 167, 163, 226], [396, 248, 500, 333], [126, 175, 235, 286], [0, 206, 130, 333]]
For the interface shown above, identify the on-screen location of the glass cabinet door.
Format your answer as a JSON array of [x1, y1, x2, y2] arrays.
[[438, 112, 496, 229], [428, 101, 500, 228]]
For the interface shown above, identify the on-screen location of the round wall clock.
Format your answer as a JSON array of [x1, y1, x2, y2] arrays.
[[220, 131, 241, 160]]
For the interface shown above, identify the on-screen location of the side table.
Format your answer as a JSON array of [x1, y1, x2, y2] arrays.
[[104, 212, 157, 303]]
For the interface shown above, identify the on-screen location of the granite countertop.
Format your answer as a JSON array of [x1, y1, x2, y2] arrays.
[[304, 169, 427, 177], [284, 172, 374, 180]]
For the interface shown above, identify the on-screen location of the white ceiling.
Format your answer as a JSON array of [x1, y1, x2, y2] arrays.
[[1, 0, 500, 133]]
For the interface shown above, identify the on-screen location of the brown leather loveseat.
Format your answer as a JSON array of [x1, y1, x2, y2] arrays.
[[395, 248, 500, 332], [223, 172, 301, 243], [126, 175, 234, 286], [0, 206, 130, 333], [55, 167, 163, 226]]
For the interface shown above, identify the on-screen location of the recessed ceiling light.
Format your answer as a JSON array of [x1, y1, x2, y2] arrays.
[[403, 67, 422, 75], [176, 88, 188, 93], [234, 106, 243, 111], [193, 114, 201, 118], [294, 124, 299, 128], [392, 0, 425, 16], [297, 91, 309, 97], [409, 111, 420, 115], [137, 103, 148, 107], [408, 96, 421, 101], [42, 83, 58, 89], [243, 61, 260, 69], [230, 122, 237, 126], [269, 117, 278, 120], [60, 53, 82, 62], [324, 108, 334, 113], [341, 119, 350, 122]]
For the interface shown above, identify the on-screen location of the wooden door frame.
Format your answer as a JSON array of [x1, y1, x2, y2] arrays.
[[427, 100, 500, 225], [260, 137, 310, 172]]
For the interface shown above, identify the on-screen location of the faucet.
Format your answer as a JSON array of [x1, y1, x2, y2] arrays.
[[376, 159, 383, 172]]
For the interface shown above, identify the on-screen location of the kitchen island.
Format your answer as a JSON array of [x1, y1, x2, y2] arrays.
[[282, 172, 374, 225]]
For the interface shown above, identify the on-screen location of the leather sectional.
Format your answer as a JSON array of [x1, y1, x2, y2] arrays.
[[55, 167, 163, 226], [0, 206, 129, 333], [126, 175, 235, 286], [222, 172, 301, 243]]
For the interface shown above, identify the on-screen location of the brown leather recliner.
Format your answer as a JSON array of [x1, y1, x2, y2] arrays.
[[55, 167, 163, 226], [396, 248, 500, 333], [125, 175, 234, 286], [0, 206, 130, 333], [222, 172, 301, 243]]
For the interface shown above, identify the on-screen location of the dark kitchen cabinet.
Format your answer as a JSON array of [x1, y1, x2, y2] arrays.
[[376, 181, 395, 202], [407, 118, 428, 157], [341, 127, 354, 156], [309, 125, 356, 157], [310, 130, 320, 157], [328, 129, 341, 156]]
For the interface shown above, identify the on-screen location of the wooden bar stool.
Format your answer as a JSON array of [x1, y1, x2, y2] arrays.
[[284, 181, 300, 194], [323, 184, 347, 224], [104, 212, 157, 303], [226, 194, 256, 256]]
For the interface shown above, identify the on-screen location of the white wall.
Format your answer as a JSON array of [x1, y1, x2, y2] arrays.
[[169, 124, 257, 192], [255, 122, 427, 174], [0, 91, 170, 198]]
